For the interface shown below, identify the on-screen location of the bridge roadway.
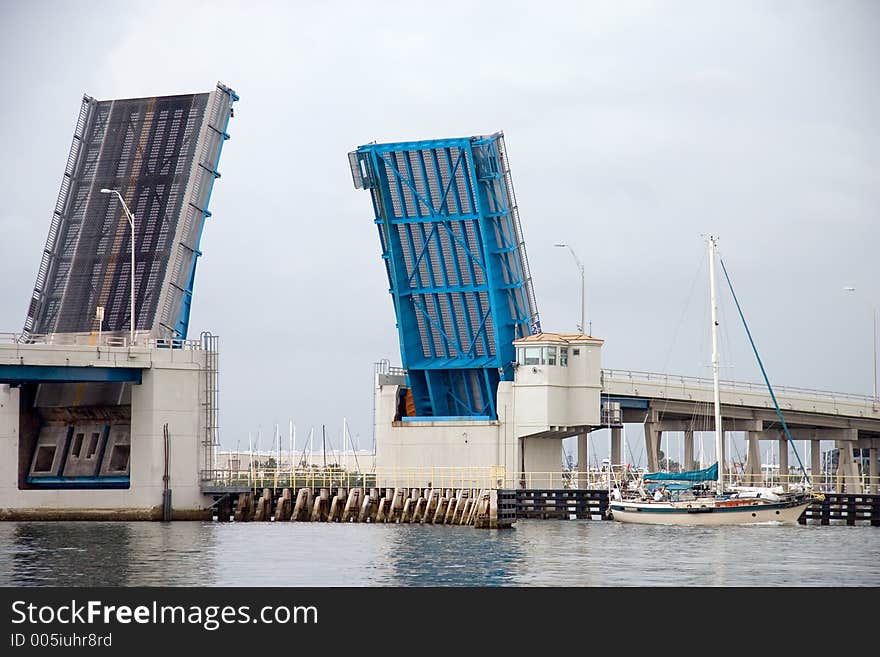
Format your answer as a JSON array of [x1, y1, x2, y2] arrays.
[[599, 369, 880, 488]]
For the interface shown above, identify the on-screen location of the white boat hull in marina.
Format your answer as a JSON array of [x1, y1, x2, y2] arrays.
[[608, 498, 813, 526], [606, 238, 820, 529]]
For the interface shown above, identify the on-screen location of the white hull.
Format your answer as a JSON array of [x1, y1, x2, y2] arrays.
[[609, 499, 811, 526]]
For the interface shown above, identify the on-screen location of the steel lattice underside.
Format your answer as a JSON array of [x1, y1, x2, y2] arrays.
[[24, 83, 238, 339], [351, 133, 540, 419]]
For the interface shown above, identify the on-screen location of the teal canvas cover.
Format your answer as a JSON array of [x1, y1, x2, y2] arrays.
[[643, 462, 718, 483]]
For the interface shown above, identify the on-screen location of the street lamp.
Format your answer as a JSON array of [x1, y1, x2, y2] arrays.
[[843, 286, 877, 402], [100, 188, 136, 346], [554, 242, 588, 334]]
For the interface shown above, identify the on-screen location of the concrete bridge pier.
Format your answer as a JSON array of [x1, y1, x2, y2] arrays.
[[644, 422, 661, 472], [836, 435, 861, 492], [745, 432, 762, 485], [577, 432, 588, 488], [683, 430, 694, 470], [610, 427, 622, 466], [870, 442, 878, 494], [778, 433, 789, 490], [811, 440, 821, 487]]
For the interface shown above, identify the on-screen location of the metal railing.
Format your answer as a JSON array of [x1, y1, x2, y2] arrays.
[[605, 464, 879, 495], [0, 331, 204, 350], [378, 364, 877, 406], [149, 337, 204, 350], [202, 466, 624, 492], [201, 467, 377, 491], [722, 472, 880, 494], [602, 368, 878, 405], [201, 465, 880, 495]]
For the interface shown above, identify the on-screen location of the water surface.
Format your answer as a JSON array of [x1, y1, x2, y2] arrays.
[[0, 520, 875, 586]]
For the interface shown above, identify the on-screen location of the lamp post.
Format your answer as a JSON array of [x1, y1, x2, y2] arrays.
[[554, 242, 587, 334], [95, 305, 104, 344], [100, 188, 136, 346], [843, 286, 877, 403]]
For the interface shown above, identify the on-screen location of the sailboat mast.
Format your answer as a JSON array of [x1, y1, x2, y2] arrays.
[[709, 236, 724, 495]]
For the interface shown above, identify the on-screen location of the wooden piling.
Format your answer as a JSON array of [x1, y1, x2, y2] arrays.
[[233, 492, 254, 522], [375, 488, 393, 523], [412, 497, 426, 523], [357, 489, 376, 523], [254, 488, 273, 521], [328, 488, 346, 522], [311, 488, 329, 522], [291, 488, 312, 521], [444, 491, 461, 525], [471, 490, 490, 528], [401, 498, 413, 523], [424, 489, 438, 522], [388, 488, 405, 523], [459, 498, 473, 525], [451, 491, 468, 524], [432, 497, 449, 525], [274, 488, 292, 522], [342, 488, 362, 522]]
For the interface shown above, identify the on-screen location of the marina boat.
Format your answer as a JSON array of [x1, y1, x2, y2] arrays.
[[608, 492, 813, 526], [608, 462, 814, 525], [608, 237, 818, 526]]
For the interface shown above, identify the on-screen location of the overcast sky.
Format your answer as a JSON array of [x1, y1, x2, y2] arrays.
[[1, 1, 877, 463]]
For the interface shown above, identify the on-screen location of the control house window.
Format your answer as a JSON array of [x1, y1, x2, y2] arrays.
[[518, 346, 543, 366], [518, 345, 569, 366]]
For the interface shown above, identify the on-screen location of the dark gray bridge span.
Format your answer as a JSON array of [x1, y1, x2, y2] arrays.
[[24, 83, 237, 341]]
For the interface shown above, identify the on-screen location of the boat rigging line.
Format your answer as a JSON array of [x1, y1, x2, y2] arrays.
[[718, 256, 811, 486]]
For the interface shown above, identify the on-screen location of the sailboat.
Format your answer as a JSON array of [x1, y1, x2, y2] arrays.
[[608, 237, 818, 526]]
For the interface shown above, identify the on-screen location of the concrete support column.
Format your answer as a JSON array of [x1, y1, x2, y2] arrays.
[[610, 427, 622, 467], [658, 430, 665, 471], [745, 432, 762, 485], [778, 435, 789, 491], [644, 423, 661, 472], [683, 430, 694, 471], [577, 432, 588, 489], [811, 440, 821, 488], [835, 440, 861, 493], [869, 443, 878, 495]]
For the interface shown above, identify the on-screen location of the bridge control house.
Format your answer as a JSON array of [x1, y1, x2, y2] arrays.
[[374, 333, 605, 487]]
